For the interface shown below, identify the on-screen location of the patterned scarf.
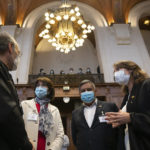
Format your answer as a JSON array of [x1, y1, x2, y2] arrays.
[[35, 97, 54, 137]]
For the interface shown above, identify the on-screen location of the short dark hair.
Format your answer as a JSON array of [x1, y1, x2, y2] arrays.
[[34, 77, 55, 101], [0, 31, 18, 55], [79, 80, 95, 91]]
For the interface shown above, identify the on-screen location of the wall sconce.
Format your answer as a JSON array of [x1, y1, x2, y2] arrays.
[[63, 97, 70, 103], [63, 80, 70, 91], [63, 85, 70, 91]]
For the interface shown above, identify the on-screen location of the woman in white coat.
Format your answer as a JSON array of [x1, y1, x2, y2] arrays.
[[21, 77, 64, 150]]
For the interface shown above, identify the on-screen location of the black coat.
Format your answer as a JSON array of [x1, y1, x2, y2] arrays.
[[0, 61, 32, 150], [120, 78, 150, 150], [71, 100, 119, 150]]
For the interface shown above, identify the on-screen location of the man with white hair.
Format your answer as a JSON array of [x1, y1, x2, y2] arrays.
[[0, 32, 33, 150]]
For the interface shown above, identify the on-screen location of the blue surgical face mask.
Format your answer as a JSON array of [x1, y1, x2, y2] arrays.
[[35, 86, 48, 99], [81, 91, 95, 103]]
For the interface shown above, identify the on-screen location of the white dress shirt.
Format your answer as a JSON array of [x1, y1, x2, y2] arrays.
[[122, 102, 130, 150], [84, 99, 97, 128]]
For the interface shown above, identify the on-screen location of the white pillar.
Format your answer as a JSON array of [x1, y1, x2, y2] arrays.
[[16, 28, 35, 84], [95, 24, 150, 82]]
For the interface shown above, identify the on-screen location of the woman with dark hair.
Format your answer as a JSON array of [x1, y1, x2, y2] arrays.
[[21, 77, 64, 150], [106, 60, 150, 150]]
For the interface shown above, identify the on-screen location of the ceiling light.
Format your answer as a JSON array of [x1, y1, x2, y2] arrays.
[[82, 24, 87, 28], [45, 12, 49, 17], [39, 2, 95, 54], [70, 9, 75, 14], [50, 13, 54, 18], [76, 12, 81, 17], [56, 16, 62, 21], [71, 16, 76, 21], [49, 19, 55, 24], [64, 15, 69, 20], [78, 19, 83, 24], [75, 7, 79, 12], [45, 24, 51, 29]]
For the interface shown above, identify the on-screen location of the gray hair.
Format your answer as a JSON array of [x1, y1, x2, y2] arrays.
[[0, 31, 19, 54], [79, 80, 96, 91]]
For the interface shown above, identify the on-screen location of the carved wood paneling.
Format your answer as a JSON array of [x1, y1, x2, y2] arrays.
[[16, 83, 123, 107], [16, 83, 123, 150]]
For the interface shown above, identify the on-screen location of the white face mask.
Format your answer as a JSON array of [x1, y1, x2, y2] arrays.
[[114, 70, 130, 85]]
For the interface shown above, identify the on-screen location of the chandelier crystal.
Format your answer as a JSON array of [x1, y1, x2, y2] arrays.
[[39, 1, 95, 54]]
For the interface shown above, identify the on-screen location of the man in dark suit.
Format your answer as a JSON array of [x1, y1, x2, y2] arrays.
[[0, 32, 33, 150], [71, 80, 119, 150]]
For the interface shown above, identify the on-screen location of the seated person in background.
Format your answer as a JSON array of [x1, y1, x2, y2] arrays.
[[86, 67, 91, 74], [78, 68, 83, 74], [21, 77, 64, 150], [69, 68, 74, 74], [50, 69, 54, 75], [60, 70, 65, 75], [39, 68, 46, 75]]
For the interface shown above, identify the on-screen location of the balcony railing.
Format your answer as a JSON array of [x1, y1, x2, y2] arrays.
[[28, 74, 104, 86]]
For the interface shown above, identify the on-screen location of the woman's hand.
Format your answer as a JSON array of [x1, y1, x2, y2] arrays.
[[105, 110, 131, 128], [29, 140, 35, 150]]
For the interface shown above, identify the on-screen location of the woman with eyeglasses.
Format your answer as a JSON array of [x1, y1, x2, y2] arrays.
[[21, 77, 64, 150], [106, 60, 150, 150]]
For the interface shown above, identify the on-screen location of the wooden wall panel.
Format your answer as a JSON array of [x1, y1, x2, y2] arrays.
[[16, 83, 123, 107]]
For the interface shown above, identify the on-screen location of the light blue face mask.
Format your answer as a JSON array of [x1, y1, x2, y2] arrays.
[[81, 91, 95, 103], [114, 70, 130, 85], [35, 86, 48, 99]]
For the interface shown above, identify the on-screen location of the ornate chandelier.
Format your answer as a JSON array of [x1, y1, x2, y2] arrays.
[[39, 0, 95, 54]]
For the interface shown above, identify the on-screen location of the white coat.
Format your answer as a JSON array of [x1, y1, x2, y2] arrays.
[[21, 99, 64, 150]]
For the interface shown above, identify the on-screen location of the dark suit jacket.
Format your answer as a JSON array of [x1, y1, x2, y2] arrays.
[[120, 78, 150, 150], [0, 61, 32, 150], [71, 100, 119, 150]]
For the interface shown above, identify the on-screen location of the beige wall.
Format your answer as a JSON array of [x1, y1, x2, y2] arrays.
[[32, 39, 99, 74]]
